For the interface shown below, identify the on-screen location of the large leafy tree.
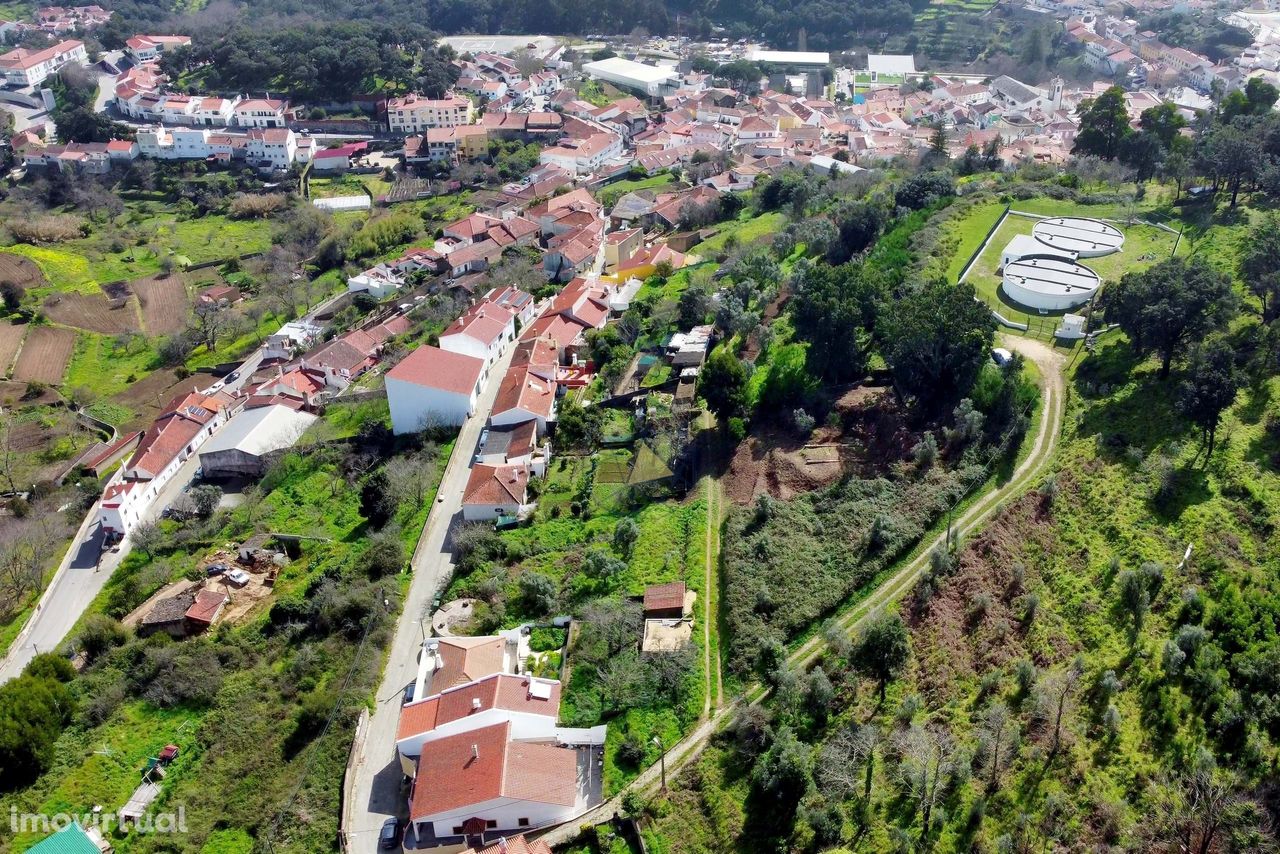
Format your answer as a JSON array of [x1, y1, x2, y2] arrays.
[[878, 281, 996, 412], [1072, 86, 1132, 160], [1196, 118, 1259, 207], [1240, 213, 1280, 321], [852, 611, 910, 702], [1106, 257, 1238, 378], [697, 347, 750, 421], [1139, 102, 1188, 149], [1177, 336, 1242, 456], [790, 261, 881, 381]]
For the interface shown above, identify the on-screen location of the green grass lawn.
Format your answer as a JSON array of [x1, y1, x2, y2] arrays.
[[6, 207, 274, 295], [309, 174, 376, 199], [944, 199, 1007, 282], [64, 333, 162, 398], [598, 172, 676, 208], [691, 211, 786, 255]]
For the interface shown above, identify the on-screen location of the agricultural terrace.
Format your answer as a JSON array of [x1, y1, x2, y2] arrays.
[[3, 205, 274, 296]]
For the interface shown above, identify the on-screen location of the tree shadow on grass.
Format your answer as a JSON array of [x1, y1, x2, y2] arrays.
[[1149, 462, 1211, 523], [1075, 376, 1187, 462]]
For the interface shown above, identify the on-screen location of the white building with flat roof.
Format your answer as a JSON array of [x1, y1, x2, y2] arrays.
[[582, 57, 679, 97], [748, 49, 830, 68]]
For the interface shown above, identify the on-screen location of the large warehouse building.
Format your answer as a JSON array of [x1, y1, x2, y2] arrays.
[[582, 57, 680, 97]]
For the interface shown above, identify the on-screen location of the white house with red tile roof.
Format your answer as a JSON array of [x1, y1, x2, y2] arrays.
[[482, 285, 535, 326], [0, 39, 85, 86], [347, 263, 405, 299], [386, 345, 485, 433], [440, 303, 516, 369], [462, 462, 532, 521], [407, 721, 582, 846], [125, 33, 190, 62], [463, 834, 552, 854], [246, 127, 295, 169], [488, 365, 556, 435], [396, 672, 562, 759], [386, 91, 475, 133], [538, 131, 624, 175], [233, 97, 288, 128], [100, 389, 235, 535]]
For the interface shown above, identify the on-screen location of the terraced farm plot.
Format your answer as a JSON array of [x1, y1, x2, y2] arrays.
[[13, 326, 75, 384], [0, 322, 26, 377], [133, 274, 190, 335], [41, 290, 142, 335], [0, 252, 47, 288]]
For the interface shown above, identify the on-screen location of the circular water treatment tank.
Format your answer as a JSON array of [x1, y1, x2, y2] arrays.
[[1002, 254, 1101, 311], [1032, 217, 1124, 257]]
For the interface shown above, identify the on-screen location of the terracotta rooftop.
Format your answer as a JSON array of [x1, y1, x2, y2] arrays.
[[644, 582, 686, 613], [409, 721, 578, 820], [386, 345, 484, 396], [462, 464, 529, 509]]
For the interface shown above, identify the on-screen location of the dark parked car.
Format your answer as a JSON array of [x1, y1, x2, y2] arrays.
[[379, 817, 400, 850], [402, 682, 415, 704], [206, 563, 228, 577]]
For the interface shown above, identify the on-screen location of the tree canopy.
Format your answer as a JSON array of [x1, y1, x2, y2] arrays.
[[1106, 257, 1238, 378], [1072, 86, 1132, 160], [878, 281, 997, 411]]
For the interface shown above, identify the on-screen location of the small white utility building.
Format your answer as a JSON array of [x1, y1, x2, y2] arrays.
[[1001, 233, 1075, 269]]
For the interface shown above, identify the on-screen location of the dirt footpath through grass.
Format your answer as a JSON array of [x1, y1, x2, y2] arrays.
[[537, 337, 1070, 847]]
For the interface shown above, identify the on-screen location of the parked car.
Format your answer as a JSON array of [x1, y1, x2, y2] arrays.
[[226, 569, 251, 586], [403, 682, 415, 704], [225, 371, 239, 382], [206, 563, 228, 577], [379, 817, 400, 850], [991, 347, 1013, 367]]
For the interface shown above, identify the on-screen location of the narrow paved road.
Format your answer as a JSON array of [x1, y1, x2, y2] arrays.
[[344, 331, 527, 853], [0, 443, 203, 681], [1, 323, 284, 683], [537, 336, 1068, 845]]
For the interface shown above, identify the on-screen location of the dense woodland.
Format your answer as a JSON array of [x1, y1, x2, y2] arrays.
[[90, 0, 922, 55]]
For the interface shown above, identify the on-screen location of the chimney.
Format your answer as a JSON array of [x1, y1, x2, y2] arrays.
[[471, 697, 482, 712], [471, 743, 480, 760]]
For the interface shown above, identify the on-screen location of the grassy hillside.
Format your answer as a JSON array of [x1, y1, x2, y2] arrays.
[[639, 190, 1280, 850]]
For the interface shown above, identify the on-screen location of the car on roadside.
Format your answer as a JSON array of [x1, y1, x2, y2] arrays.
[[403, 682, 415, 704], [225, 371, 239, 382], [206, 563, 228, 577], [226, 569, 251, 586], [991, 347, 1013, 367], [379, 817, 400, 850]]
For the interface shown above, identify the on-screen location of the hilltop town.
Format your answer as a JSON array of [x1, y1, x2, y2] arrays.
[[0, 1, 1279, 853]]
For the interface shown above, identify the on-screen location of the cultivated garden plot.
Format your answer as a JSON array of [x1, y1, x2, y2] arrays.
[[42, 289, 143, 336], [0, 321, 26, 378], [132, 273, 192, 336], [12, 326, 76, 385]]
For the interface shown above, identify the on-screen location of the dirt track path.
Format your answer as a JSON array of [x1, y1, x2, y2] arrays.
[[787, 335, 1066, 670], [536, 337, 1068, 847]]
